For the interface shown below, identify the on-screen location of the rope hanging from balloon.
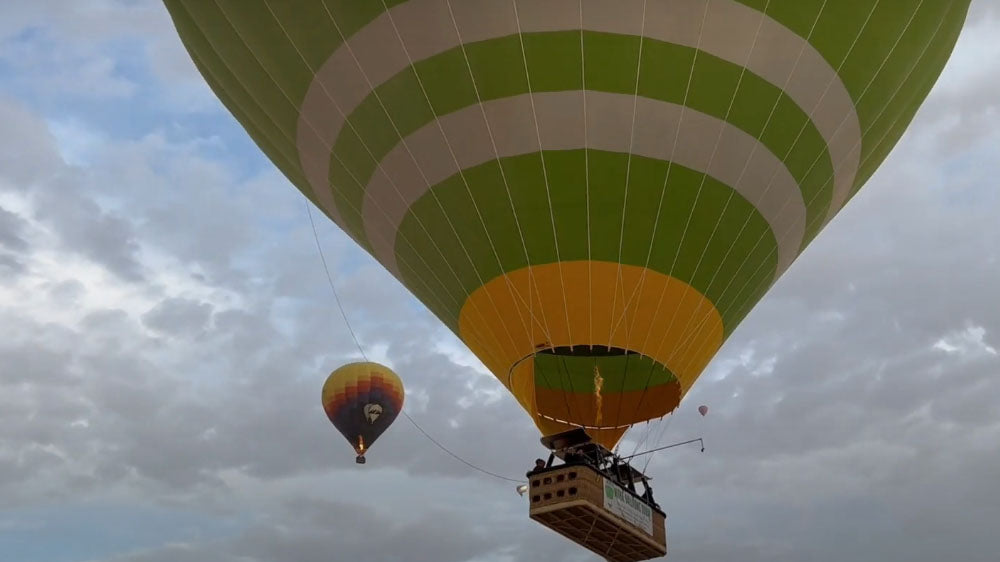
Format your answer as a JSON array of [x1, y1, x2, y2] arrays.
[[306, 200, 524, 484]]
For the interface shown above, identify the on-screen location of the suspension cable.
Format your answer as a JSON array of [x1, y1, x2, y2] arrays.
[[619, 437, 705, 462], [400, 410, 523, 483], [306, 202, 368, 361], [306, 201, 524, 484]]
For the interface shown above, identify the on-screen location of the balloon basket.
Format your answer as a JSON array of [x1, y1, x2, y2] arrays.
[[355, 455, 366, 464], [527, 464, 666, 561], [528, 429, 666, 561]]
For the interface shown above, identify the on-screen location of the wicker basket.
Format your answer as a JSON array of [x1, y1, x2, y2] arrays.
[[527, 464, 667, 561]]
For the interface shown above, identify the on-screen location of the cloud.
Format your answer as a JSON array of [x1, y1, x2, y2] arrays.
[[0, 1, 204, 107], [0, 205, 29, 274], [906, 10, 1000, 155], [140, 297, 213, 337], [0, 205, 29, 250], [1, 1, 999, 561], [32, 179, 146, 282], [0, 96, 64, 188], [94, 496, 528, 562]]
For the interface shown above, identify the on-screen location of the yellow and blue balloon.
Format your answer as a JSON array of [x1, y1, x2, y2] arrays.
[[321, 362, 405, 464]]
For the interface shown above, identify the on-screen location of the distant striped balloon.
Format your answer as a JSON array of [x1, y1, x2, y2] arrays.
[[166, 1, 971, 450], [321, 362, 404, 463]]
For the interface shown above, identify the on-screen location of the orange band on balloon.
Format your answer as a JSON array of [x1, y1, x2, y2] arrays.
[[458, 261, 723, 448]]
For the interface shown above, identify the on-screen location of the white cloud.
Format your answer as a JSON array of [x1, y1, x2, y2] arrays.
[[934, 325, 998, 356]]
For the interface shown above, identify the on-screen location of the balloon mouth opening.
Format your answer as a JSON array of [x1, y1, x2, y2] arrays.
[[509, 345, 662, 388], [536, 412, 634, 431], [535, 345, 638, 358], [522, 343, 682, 435]]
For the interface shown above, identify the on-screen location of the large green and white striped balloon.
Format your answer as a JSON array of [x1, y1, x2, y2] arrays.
[[165, 0, 971, 449]]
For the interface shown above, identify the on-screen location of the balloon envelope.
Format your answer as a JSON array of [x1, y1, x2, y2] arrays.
[[321, 362, 404, 462], [165, 1, 971, 450], [698, 405, 708, 417]]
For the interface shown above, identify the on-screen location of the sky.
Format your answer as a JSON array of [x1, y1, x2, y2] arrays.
[[1, 1, 998, 561]]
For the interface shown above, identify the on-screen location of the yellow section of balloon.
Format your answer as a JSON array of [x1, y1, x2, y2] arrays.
[[459, 261, 723, 449]]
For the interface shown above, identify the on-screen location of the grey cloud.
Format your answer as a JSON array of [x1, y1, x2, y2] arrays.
[[0, 235, 539, 502], [2, 2, 1000, 561], [0, 354, 91, 498], [230, 499, 501, 562], [0, 206, 28, 251], [137, 159, 257, 275], [96, 544, 242, 562], [0, 1, 163, 44], [0, 252, 25, 276], [908, 10, 1000, 153], [33, 176, 145, 282], [5, 135, 998, 556], [96, 498, 515, 562], [0, 1, 167, 102], [79, 140, 302, 294], [0, 342, 73, 387], [0, 97, 64, 188], [0, 99, 148, 283], [0, 34, 136, 101], [0, 1, 216, 113], [48, 279, 86, 304], [141, 297, 213, 337], [968, 0, 1000, 24], [603, 93, 1000, 561]]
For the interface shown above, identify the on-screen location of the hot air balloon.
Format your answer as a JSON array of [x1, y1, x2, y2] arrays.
[[164, 2, 972, 558], [698, 405, 708, 417], [321, 362, 404, 463], [164, 0, 970, 481]]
